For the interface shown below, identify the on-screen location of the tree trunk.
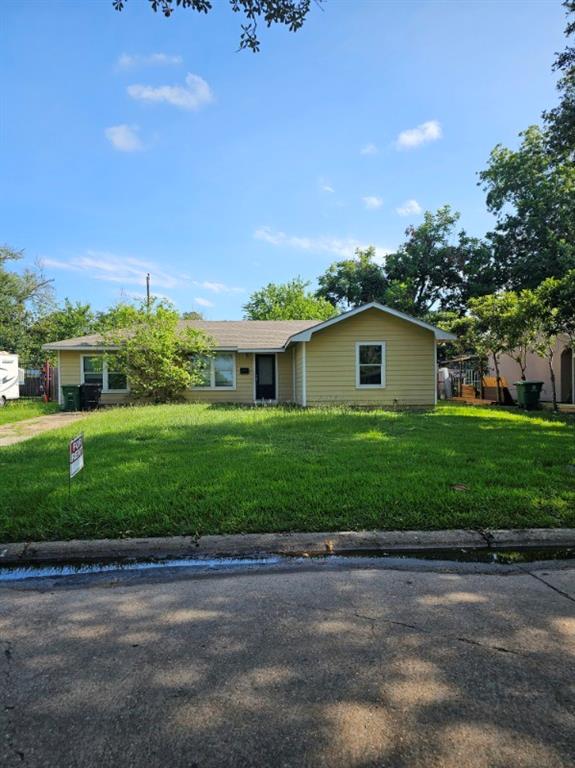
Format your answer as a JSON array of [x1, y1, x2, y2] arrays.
[[548, 350, 558, 412], [493, 353, 502, 405]]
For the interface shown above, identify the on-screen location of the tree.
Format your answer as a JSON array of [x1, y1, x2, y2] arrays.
[[316, 247, 389, 310], [532, 270, 575, 411], [94, 301, 142, 333], [537, 270, 575, 345], [104, 300, 213, 402], [112, 0, 321, 52], [315, 214, 498, 318], [385, 207, 499, 316], [0, 246, 54, 365], [181, 310, 204, 321], [501, 290, 539, 381], [543, 1, 575, 157], [244, 277, 335, 320], [465, 292, 520, 404], [479, 125, 575, 290], [28, 300, 96, 367]]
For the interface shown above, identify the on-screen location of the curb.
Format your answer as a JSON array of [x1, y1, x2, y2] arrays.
[[1, 528, 574, 566]]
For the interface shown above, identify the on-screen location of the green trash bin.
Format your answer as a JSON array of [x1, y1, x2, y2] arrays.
[[514, 380, 543, 410], [61, 385, 80, 412]]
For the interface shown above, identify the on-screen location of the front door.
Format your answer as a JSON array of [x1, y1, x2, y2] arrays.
[[255, 354, 276, 400]]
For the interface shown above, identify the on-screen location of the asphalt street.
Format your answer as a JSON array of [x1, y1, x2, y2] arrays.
[[1, 557, 574, 767]]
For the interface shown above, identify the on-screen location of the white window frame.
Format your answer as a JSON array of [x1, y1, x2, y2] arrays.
[[193, 352, 237, 391], [355, 341, 386, 389], [80, 354, 129, 393]]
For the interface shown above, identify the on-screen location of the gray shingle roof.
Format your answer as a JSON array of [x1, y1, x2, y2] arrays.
[[43, 319, 320, 351]]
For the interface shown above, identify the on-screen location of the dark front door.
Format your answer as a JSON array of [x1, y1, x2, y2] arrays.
[[256, 354, 276, 400]]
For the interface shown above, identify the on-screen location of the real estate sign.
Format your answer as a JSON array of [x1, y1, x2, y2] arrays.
[[69, 434, 84, 479]]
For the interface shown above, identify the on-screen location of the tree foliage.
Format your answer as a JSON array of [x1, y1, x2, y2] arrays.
[[479, 126, 575, 290], [0, 246, 54, 364], [112, 0, 321, 52], [464, 292, 521, 403], [105, 300, 213, 402], [315, 211, 498, 317], [543, 1, 575, 157], [385, 206, 500, 315], [316, 247, 388, 310], [243, 277, 335, 320]]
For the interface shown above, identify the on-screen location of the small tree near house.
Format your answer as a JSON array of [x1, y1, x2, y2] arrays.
[[466, 292, 519, 404], [532, 272, 575, 411], [503, 290, 540, 381], [105, 300, 213, 403]]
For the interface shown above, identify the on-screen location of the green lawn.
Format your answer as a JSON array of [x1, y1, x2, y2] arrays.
[[0, 399, 59, 426], [1, 403, 573, 542]]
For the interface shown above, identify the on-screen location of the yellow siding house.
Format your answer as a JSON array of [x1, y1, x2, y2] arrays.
[[44, 303, 455, 408]]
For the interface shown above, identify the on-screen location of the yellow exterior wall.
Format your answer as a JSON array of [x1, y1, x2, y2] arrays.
[[58, 351, 131, 405], [277, 350, 293, 402], [293, 343, 304, 405], [305, 308, 436, 406], [59, 350, 295, 405]]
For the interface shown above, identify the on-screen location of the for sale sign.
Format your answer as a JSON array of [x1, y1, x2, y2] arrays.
[[69, 434, 84, 479]]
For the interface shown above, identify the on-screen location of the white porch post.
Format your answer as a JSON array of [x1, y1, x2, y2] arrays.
[[302, 342, 307, 408]]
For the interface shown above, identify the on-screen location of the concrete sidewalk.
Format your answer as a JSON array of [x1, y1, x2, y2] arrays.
[[1, 557, 573, 767], [0, 412, 87, 447]]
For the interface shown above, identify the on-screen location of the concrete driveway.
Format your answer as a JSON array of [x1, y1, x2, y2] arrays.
[[0, 412, 86, 447], [1, 558, 574, 767]]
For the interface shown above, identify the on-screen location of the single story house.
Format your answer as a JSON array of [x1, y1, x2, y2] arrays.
[[44, 302, 455, 408]]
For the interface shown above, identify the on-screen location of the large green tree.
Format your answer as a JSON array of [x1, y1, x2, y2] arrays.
[[479, 125, 575, 290], [543, 1, 575, 157], [316, 247, 389, 310], [385, 206, 499, 316], [0, 246, 54, 365], [244, 277, 335, 320], [316, 211, 498, 317], [113, 0, 321, 52], [28, 300, 96, 367]]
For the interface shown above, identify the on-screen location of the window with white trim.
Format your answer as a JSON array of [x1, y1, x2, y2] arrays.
[[193, 353, 236, 389], [82, 356, 128, 392], [356, 342, 386, 388]]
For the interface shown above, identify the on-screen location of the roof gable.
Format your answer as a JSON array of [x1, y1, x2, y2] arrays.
[[286, 302, 456, 342]]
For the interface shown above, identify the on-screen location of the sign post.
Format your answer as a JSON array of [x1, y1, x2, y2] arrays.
[[69, 433, 84, 495]]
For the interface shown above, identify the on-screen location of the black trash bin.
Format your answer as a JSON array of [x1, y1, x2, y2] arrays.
[[79, 383, 102, 411]]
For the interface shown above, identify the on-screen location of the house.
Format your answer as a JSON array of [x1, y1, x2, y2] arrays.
[[43, 302, 455, 408], [494, 335, 574, 404]]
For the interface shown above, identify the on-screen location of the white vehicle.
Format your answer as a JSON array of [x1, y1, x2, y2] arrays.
[[0, 353, 20, 405]]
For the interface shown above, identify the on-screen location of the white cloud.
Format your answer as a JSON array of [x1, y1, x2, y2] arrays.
[[191, 281, 243, 294], [194, 297, 214, 308], [127, 72, 214, 111], [396, 120, 442, 149], [362, 195, 383, 210], [118, 52, 183, 69], [253, 226, 388, 260], [360, 143, 378, 156], [104, 124, 144, 152], [42, 253, 185, 289], [318, 179, 335, 194], [396, 199, 423, 216]]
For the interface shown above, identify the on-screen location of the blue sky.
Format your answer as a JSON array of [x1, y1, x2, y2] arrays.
[[1, 0, 567, 318]]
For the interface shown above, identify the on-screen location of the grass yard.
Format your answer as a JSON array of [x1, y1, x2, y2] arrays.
[[0, 399, 59, 426], [1, 402, 574, 542]]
